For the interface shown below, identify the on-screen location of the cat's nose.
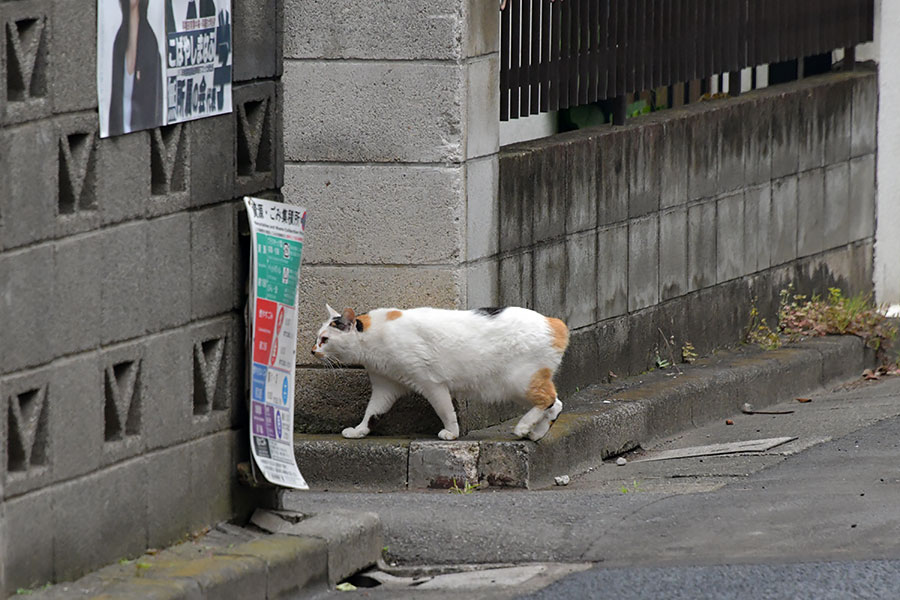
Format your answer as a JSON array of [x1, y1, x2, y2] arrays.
[[311, 349, 316, 356]]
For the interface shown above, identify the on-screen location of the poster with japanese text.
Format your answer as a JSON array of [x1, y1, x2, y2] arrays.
[[245, 196, 308, 490], [97, 0, 232, 138]]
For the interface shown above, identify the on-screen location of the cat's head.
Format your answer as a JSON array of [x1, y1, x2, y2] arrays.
[[311, 304, 361, 362]]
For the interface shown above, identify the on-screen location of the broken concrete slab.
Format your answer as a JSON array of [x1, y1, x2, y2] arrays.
[[633, 437, 796, 462], [251, 508, 383, 584], [408, 441, 480, 489]]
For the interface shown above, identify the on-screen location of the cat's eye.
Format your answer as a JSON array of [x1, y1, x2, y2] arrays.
[[320, 337, 329, 344]]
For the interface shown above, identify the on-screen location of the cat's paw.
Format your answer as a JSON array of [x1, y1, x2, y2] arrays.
[[528, 419, 552, 441], [438, 428, 458, 441], [521, 401, 563, 441], [513, 422, 532, 438], [342, 426, 369, 439], [547, 398, 563, 421]]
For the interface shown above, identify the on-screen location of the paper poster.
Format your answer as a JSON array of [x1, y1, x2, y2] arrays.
[[97, 0, 232, 138], [245, 196, 308, 490]]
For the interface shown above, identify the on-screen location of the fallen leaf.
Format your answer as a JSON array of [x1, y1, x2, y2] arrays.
[[336, 583, 357, 592], [796, 398, 812, 403], [862, 369, 880, 381], [725, 419, 734, 425]]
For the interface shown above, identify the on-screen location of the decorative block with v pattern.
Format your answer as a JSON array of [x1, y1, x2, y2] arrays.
[[1, 366, 57, 497], [7, 385, 49, 474], [100, 344, 146, 466], [104, 359, 141, 442], [1, 1, 51, 124], [236, 98, 273, 177], [188, 317, 238, 435], [53, 113, 101, 238], [58, 131, 97, 214], [6, 17, 47, 100], [234, 80, 281, 195], [193, 336, 227, 416], [150, 124, 189, 197]]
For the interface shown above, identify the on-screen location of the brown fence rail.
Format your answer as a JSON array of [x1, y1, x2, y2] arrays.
[[500, 0, 875, 120]]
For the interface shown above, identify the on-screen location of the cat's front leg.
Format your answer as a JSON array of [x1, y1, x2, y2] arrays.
[[342, 373, 407, 439], [421, 383, 459, 440]]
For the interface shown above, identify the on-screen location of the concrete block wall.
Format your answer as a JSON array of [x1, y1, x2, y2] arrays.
[[495, 70, 877, 395], [283, 0, 502, 435], [0, 0, 283, 592]]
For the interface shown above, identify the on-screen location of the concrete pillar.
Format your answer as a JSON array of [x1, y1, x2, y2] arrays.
[[282, 0, 501, 432], [859, 0, 900, 304], [0, 501, 5, 595]]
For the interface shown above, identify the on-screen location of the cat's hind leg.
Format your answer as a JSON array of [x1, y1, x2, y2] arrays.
[[342, 373, 407, 439], [421, 383, 460, 440], [513, 368, 557, 439], [527, 397, 563, 441]]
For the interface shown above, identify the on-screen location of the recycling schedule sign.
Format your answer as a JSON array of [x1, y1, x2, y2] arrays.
[[245, 196, 307, 489]]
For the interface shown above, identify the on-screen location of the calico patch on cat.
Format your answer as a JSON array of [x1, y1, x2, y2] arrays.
[[312, 304, 569, 441]]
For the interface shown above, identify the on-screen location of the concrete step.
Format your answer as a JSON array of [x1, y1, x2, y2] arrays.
[[21, 510, 382, 599], [293, 336, 873, 491]]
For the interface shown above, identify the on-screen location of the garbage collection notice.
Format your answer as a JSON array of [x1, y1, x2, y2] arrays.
[[245, 196, 308, 490]]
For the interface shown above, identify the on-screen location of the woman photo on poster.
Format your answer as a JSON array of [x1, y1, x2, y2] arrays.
[[107, 0, 163, 136]]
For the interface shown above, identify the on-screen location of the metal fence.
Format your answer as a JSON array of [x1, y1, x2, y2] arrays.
[[499, 0, 875, 121]]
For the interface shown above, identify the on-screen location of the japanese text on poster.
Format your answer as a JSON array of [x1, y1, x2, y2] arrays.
[[245, 196, 308, 490], [97, 0, 232, 138]]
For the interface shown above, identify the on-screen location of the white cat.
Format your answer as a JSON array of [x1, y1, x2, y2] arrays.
[[311, 304, 569, 441]]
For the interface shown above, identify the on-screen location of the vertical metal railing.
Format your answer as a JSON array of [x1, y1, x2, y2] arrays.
[[499, 0, 875, 121]]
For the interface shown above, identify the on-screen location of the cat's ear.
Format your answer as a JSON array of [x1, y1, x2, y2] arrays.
[[326, 303, 341, 319], [342, 308, 357, 323]]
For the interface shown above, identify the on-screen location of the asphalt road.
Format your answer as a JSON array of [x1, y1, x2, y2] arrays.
[[520, 559, 900, 600], [297, 375, 900, 599]]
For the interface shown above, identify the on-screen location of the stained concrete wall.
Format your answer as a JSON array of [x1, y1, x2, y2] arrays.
[[283, 0, 503, 435], [282, 2, 877, 437], [0, 0, 283, 593], [496, 71, 877, 395]]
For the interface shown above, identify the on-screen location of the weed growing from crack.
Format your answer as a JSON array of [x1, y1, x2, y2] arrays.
[[681, 341, 698, 364], [448, 478, 481, 495], [655, 329, 695, 373], [620, 480, 643, 494], [745, 297, 781, 350], [746, 286, 897, 359]]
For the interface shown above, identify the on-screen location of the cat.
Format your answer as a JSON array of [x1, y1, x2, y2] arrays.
[[311, 304, 569, 441]]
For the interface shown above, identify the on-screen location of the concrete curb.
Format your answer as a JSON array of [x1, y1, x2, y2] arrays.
[[293, 335, 873, 490], [23, 511, 382, 599]]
